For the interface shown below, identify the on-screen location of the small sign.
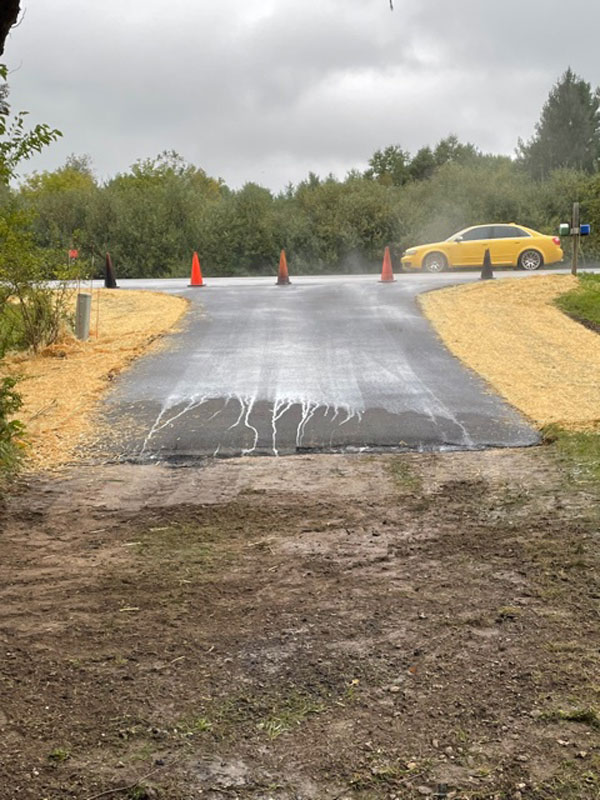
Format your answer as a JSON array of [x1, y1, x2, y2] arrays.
[[68, 249, 79, 259]]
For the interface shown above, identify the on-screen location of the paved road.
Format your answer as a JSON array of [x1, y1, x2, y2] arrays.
[[102, 270, 549, 461]]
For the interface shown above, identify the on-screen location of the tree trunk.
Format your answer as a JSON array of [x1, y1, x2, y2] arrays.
[[0, 1, 20, 56]]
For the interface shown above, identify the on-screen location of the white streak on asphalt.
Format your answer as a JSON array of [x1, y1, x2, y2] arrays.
[[241, 396, 260, 455], [296, 401, 319, 447], [140, 396, 205, 456], [338, 408, 363, 427], [227, 397, 247, 431], [271, 399, 293, 456]]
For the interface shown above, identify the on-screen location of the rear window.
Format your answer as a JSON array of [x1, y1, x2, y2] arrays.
[[493, 225, 530, 238]]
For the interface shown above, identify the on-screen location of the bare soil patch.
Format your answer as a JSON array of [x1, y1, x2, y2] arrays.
[[2, 449, 600, 799], [419, 275, 600, 431]]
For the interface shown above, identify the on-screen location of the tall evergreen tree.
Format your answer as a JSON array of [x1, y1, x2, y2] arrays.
[[518, 68, 600, 178]]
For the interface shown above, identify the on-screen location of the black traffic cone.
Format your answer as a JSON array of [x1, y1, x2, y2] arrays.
[[104, 252, 118, 289], [480, 248, 494, 280]]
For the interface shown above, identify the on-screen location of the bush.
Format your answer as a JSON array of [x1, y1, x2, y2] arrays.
[[0, 207, 79, 352], [0, 376, 25, 478]]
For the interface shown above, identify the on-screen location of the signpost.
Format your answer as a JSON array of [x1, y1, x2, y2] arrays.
[[571, 202, 580, 276], [559, 203, 591, 276]]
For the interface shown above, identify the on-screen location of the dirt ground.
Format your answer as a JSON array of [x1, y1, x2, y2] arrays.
[[2, 447, 600, 800]]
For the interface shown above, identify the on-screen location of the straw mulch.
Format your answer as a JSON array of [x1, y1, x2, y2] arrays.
[[2, 289, 188, 470], [420, 274, 600, 431]]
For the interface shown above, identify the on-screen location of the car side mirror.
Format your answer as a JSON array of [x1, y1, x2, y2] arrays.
[[455, 236, 463, 243]]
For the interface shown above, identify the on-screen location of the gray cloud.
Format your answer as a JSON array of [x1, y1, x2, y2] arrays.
[[4, 0, 600, 189]]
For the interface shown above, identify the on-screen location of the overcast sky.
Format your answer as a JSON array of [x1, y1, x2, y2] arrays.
[[4, 0, 600, 190]]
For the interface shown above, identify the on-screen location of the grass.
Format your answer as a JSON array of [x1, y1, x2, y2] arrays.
[[257, 692, 327, 739], [543, 426, 600, 485], [127, 786, 157, 800], [555, 272, 600, 329], [180, 684, 333, 743], [386, 457, 423, 493], [540, 706, 600, 729], [134, 521, 228, 574]]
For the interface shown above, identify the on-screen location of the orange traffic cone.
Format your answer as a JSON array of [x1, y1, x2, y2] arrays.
[[380, 246, 395, 282], [188, 252, 205, 287], [276, 249, 291, 285]]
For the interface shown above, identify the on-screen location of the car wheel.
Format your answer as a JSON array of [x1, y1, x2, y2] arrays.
[[518, 249, 543, 271], [422, 252, 447, 273]]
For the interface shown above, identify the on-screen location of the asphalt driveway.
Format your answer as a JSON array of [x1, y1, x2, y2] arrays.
[[103, 273, 540, 460]]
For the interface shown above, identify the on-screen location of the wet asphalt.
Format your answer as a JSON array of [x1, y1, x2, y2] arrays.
[[102, 271, 544, 461]]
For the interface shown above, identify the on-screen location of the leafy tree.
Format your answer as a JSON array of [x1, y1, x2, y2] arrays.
[[518, 68, 600, 178], [0, 64, 63, 479], [433, 135, 478, 167], [365, 145, 409, 186], [20, 154, 98, 252], [408, 146, 436, 181], [0, 67, 61, 183], [96, 151, 223, 277]]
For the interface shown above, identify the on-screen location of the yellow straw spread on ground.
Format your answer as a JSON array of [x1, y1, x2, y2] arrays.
[[420, 274, 600, 431], [3, 289, 188, 470]]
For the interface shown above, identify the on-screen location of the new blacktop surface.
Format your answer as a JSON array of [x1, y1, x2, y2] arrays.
[[97, 267, 595, 461]]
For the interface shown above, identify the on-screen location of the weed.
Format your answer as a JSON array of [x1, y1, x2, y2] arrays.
[[539, 755, 600, 799], [386, 457, 423, 493], [540, 706, 600, 728], [48, 747, 70, 762], [349, 761, 405, 789], [190, 716, 212, 733], [454, 727, 469, 743], [127, 785, 157, 800], [257, 692, 326, 739], [496, 606, 521, 621]]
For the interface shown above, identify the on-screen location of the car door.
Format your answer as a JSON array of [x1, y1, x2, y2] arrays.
[[454, 226, 493, 265], [490, 225, 531, 265]]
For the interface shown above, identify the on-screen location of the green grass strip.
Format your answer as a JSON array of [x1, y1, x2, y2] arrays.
[[555, 273, 600, 330]]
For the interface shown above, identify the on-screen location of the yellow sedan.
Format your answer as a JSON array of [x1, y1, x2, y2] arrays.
[[401, 224, 563, 272]]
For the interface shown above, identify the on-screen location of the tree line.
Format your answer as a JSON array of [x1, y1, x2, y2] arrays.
[[5, 67, 600, 279]]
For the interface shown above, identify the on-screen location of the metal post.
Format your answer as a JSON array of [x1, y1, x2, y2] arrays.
[[572, 201, 580, 276], [75, 292, 92, 341]]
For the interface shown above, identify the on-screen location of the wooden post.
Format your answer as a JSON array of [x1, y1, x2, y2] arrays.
[[571, 201, 580, 276]]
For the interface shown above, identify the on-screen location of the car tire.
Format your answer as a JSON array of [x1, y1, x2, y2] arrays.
[[422, 252, 447, 273], [518, 249, 543, 271]]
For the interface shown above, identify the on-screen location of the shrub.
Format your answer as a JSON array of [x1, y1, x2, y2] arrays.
[[0, 376, 25, 478]]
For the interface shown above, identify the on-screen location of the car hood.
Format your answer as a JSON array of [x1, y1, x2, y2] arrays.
[[405, 240, 449, 252]]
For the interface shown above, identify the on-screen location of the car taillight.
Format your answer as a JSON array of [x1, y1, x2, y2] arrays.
[[552, 236, 561, 246]]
